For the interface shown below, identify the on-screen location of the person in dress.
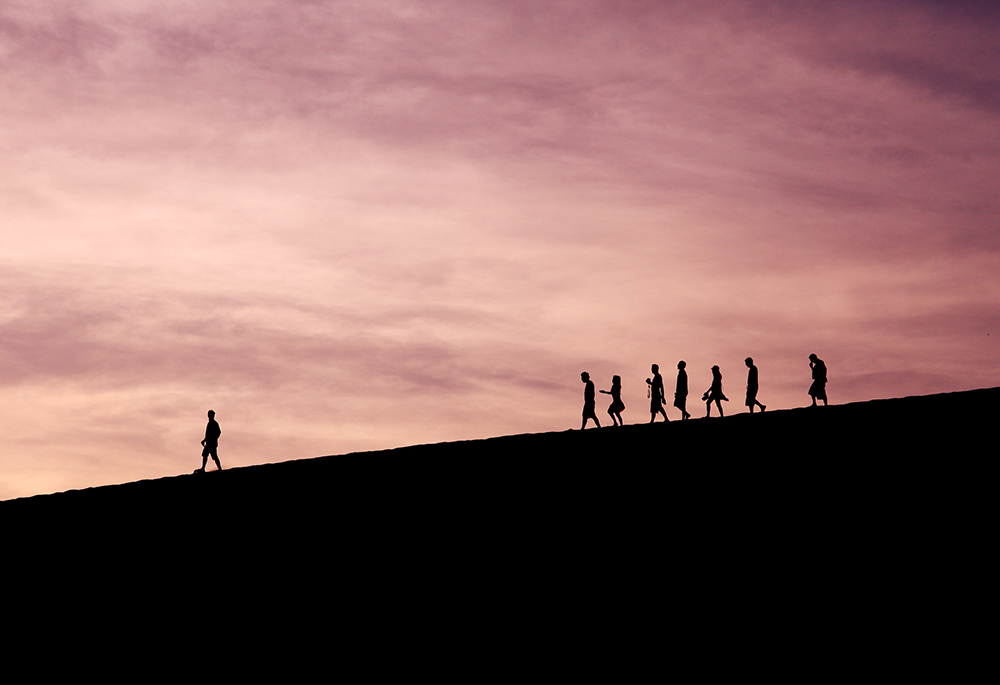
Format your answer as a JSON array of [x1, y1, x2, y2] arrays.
[[703, 365, 728, 417], [599, 375, 625, 427], [808, 354, 828, 406]]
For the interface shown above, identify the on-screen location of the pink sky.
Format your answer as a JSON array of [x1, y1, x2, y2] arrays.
[[2, 0, 999, 499]]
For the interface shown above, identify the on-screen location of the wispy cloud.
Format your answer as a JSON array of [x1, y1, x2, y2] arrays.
[[2, 0, 999, 498]]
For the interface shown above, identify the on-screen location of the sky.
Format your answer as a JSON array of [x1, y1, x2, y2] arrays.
[[2, 0, 998, 499]]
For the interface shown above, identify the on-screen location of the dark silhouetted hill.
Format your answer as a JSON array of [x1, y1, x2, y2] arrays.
[[6, 387, 994, 540], [4, 388, 993, 671]]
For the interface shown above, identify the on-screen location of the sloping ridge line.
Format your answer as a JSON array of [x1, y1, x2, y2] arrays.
[[3, 387, 997, 517]]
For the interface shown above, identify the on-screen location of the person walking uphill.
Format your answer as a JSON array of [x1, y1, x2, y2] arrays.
[[196, 410, 223, 473], [580, 372, 601, 429]]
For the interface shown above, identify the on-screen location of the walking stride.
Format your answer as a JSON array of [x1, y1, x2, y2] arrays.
[[646, 364, 669, 423], [599, 375, 625, 427], [703, 365, 728, 417], [675, 361, 691, 420], [745, 357, 766, 413], [196, 410, 223, 473]]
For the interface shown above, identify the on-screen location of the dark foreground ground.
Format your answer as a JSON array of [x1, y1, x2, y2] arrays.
[[7, 386, 995, 517], [3, 388, 995, 672]]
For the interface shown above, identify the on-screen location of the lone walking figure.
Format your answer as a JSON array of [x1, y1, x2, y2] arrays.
[[197, 409, 223, 472]]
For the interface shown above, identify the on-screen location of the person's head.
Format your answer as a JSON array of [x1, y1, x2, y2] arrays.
[[651, 364, 659, 373], [712, 365, 720, 376], [677, 361, 686, 370], [809, 353, 818, 362], [581, 372, 590, 382], [745, 357, 753, 367], [208, 410, 215, 419], [612, 375, 621, 385]]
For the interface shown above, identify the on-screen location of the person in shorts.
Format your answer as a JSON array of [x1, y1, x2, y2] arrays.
[[197, 410, 223, 472]]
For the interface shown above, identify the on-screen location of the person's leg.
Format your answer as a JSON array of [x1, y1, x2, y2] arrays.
[[716, 400, 724, 417]]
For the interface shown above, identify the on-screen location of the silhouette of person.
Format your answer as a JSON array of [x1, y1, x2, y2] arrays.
[[599, 375, 625, 426], [674, 361, 691, 420], [580, 372, 601, 429], [808, 354, 828, 406], [645, 364, 669, 423], [196, 410, 222, 473], [745, 357, 766, 413], [703, 365, 728, 417]]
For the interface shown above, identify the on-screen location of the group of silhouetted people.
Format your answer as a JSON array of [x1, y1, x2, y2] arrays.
[[580, 354, 828, 428]]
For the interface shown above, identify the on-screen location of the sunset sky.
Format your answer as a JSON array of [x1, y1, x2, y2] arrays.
[[2, 0, 998, 499]]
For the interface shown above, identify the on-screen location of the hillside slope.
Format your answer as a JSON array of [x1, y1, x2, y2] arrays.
[[4, 388, 994, 666], [5, 387, 995, 522]]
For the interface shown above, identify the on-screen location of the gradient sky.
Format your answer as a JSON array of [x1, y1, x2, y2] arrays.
[[3, 0, 999, 499]]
